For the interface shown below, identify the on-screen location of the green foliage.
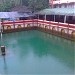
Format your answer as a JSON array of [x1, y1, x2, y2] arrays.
[[23, 0, 49, 12], [22, 0, 29, 6], [0, 1, 15, 12], [0, 0, 49, 12]]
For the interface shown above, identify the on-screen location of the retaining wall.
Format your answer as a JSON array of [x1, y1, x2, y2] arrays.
[[1, 19, 75, 41]]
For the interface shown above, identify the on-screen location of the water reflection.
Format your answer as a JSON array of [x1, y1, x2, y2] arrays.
[[2, 56, 8, 75], [39, 32, 75, 69], [7, 31, 74, 69]]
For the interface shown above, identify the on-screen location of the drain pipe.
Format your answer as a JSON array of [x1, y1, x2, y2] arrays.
[[0, 19, 6, 56]]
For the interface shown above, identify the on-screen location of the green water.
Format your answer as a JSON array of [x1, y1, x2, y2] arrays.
[[0, 30, 75, 75]]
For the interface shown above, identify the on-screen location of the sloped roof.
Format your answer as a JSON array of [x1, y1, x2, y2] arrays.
[[0, 12, 20, 18], [36, 8, 75, 16], [0, 12, 34, 19]]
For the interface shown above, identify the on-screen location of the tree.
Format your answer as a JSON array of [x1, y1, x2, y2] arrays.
[[0, 0, 49, 12], [22, 0, 29, 6], [0, 1, 15, 11], [28, 0, 49, 13], [21, 0, 49, 12]]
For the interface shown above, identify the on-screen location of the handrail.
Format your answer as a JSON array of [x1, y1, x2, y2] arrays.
[[1, 19, 75, 30]]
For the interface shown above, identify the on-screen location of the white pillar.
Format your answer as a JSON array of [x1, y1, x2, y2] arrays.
[[38, 14, 39, 19], [64, 15, 66, 23], [54, 15, 55, 22], [44, 14, 46, 20]]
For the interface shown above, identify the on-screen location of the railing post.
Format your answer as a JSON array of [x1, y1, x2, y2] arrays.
[[23, 20, 25, 28], [2, 25, 4, 32], [33, 19, 34, 27], [13, 22, 15, 29], [57, 22, 59, 35], [67, 23, 69, 38]]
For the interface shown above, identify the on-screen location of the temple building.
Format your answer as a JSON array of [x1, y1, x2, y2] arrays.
[[35, 0, 75, 24], [49, 0, 75, 8]]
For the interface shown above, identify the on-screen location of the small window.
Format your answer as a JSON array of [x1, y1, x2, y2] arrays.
[[39, 15, 45, 20], [50, 15, 54, 21], [55, 15, 59, 22], [59, 15, 64, 23], [66, 16, 74, 24], [46, 15, 51, 21]]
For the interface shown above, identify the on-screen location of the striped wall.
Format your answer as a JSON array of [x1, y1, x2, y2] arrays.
[[1, 19, 75, 41]]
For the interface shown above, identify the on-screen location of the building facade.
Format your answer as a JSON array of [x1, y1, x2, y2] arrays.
[[49, 0, 75, 8]]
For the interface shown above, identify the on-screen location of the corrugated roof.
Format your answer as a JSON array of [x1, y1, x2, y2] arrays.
[[0, 12, 34, 19], [0, 12, 20, 18], [36, 8, 75, 16]]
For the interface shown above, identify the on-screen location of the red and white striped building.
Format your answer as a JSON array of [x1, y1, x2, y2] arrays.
[[49, 0, 75, 8], [0, 0, 75, 41]]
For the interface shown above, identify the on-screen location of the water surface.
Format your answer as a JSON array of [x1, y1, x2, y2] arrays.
[[0, 30, 75, 75]]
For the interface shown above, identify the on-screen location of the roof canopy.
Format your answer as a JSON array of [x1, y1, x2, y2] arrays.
[[0, 12, 20, 18], [0, 12, 34, 19], [36, 8, 75, 16]]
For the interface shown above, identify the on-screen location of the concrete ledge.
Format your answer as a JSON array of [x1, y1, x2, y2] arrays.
[[2, 26, 75, 41]]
